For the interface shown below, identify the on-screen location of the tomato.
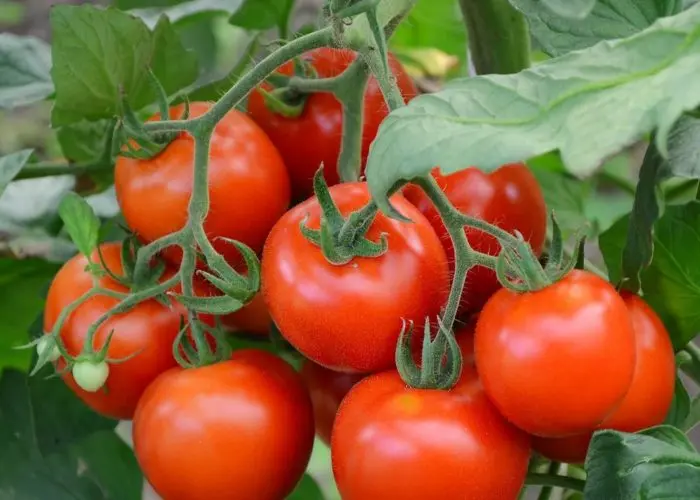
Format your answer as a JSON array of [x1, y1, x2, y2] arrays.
[[332, 364, 530, 500], [532, 292, 676, 463], [403, 164, 547, 314], [475, 270, 636, 438], [248, 48, 418, 200], [115, 102, 291, 266], [133, 349, 315, 500], [300, 360, 364, 445], [262, 182, 449, 373], [44, 243, 206, 420], [222, 290, 271, 336]]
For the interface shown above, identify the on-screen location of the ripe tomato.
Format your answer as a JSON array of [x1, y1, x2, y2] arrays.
[[248, 48, 417, 200], [262, 182, 449, 373], [133, 350, 315, 500], [533, 292, 676, 463], [403, 164, 547, 314], [300, 360, 364, 445], [332, 364, 530, 499], [475, 270, 636, 438], [115, 102, 291, 266], [222, 290, 271, 336], [44, 242, 208, 420]]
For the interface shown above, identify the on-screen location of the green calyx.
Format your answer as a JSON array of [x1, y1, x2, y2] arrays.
[[300, 168, 387, 265], [395, 317, 462, 390], [495, 212, 585, 293]]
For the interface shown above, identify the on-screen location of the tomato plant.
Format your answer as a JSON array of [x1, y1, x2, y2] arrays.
[[248, 48, 417, 200], [403, 164, 547, 314], [133, 349, 315, 500], [4, 0, 700, 498], [262, 182, 449, 373], [332, 363, 530, 499]]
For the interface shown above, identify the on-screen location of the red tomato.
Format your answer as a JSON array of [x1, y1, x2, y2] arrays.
[[262, 182, 449, 373], [248, 48, 417, 200], [133, 350, 315, 500], [533, 292, 676, 463], [475, 270, 636, 438], [332, 364, 530, 500], [44, 243, 201, 420], [221, 290, 271, 336], [115, 102, 291, 266], [403, 164, 547, 314], [300, 360, 364, 445]]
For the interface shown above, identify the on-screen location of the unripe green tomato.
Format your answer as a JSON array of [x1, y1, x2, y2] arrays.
[[37, 336, 60, 363], [72, 361, 109, 393]]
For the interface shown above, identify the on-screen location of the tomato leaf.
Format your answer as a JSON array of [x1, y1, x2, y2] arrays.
[[584, 428, 700, 499], [365, 3, 700, 215], [684, 395, 700, 432], [58, 192, 101, 257], [0, 34, 53, 110], [0, 259, 59, 372], [0, 149, 33, 197], [538, 0, 597, 19], [50, 5, 198, 126], [510, 0, 681, 56], [390, 0, 468, 76], [640, 425, 695, 452], [229, 0, 294, 34], [287, 473, 324, 500], [638, 464, 700, 499], [57, 120, 116, 164], [665, 375, 691, 429], [0, 368, 142, 500]]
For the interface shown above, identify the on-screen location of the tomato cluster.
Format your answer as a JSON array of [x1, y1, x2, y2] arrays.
[[42, 47, 677, 500]]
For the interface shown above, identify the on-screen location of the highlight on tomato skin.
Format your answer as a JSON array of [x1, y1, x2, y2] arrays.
[[532, 292, 676, 464], [261, 182, 450, 374], [474, 270, 637, 439], [132, 349, 315, 500], [248, 47, 418, 200], [403, 163, 547, 316]]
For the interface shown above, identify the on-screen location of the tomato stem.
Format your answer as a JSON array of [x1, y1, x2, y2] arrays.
[[536, 462, 562, 500], [525, 472, 585, 493]]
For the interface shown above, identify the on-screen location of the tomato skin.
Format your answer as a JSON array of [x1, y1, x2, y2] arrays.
[[300, 360, 364, 445], [221, 290, 271, 336], [133, 350, 315, 500], [115, 102, 291, 266], [332, 364, 530, 500], [248, 48, 417, 200], [403, 164, 547, 314], [533, 292, 676, 463], [44, 243, 191, 420], [475, 270, 637, 438], [262, 182, 449, 373]]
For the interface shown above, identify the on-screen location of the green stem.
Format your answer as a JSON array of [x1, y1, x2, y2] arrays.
[[537, 462, 561, 500], [133, 231, 183, 285], [335, 61, 370, 182], [14, 161, 112, 180], [363, 48, 404, 111], [526, 472, 585, 492], [458, 0, 530, 75]]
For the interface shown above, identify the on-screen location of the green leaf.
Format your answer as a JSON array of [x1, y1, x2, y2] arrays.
[[115, 0, 189, 8], [599, 214, 628, 284], [0, 34, 53, 109], [638, 464, 700, 499], [0, 259, 59, 371], [287, 473, 324, 500], [510, 0, 681, 57], [366, 4, 700, 214], [641, 202, 700, 350], [50, 5, 198, 126], [390, 0, 467, 75], [640, 425, 695, 452], [58, 192, 101, 257], [584, 428, 700, 499], [0, 368, 142, 500], [540, 0, 597, 19], [57, 120, 115, 163], [665, 375, 691, 429], [229, 0, 294, 34], [128, 0, 239, 26], [684, 395, 700, 432], [0, 149, 33, 197]]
